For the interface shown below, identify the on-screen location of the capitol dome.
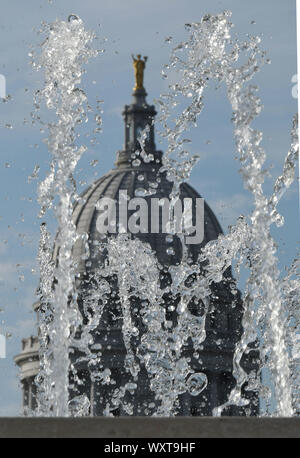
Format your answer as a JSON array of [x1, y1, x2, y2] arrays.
[[52, 87, 223, 275], [15, 76, 258, 417], [64, 153, 224, 274]]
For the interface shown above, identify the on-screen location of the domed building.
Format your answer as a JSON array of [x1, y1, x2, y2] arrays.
[[15, 60, 259, 416]]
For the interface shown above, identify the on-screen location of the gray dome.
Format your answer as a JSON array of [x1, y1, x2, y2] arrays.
[[52, 87, 223, 273], [63, 160, 223, 273]]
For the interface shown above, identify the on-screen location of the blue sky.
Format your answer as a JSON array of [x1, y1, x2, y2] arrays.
[[0, 0, 298, 415]]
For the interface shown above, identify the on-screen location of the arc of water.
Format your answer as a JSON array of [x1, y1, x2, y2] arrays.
[[156, 12, 297, 416], [34, 16, 98, 416]]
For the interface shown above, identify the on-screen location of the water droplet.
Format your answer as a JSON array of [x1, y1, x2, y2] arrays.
[[68, 14, 80, 23], [187, 373, 208, 396], [2, 95, 12, 103], [125, 382, 137, 394], [135, 188, 147, 197], [28, 165, 40, 183], [166, 247, 175, 255], [68, 394, 90, 416], [132, 159, 141, 167]]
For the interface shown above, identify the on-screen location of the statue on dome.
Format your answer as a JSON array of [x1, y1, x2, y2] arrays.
[[132, 54, 148, 91]]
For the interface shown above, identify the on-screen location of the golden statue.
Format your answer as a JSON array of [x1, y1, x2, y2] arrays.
[[132, 54, 148, 91]]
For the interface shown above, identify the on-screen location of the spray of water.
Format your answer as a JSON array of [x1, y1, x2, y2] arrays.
[[31, 11, 299, 417], [156, 11, 298, 416], [33, 15, 98, 416]]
